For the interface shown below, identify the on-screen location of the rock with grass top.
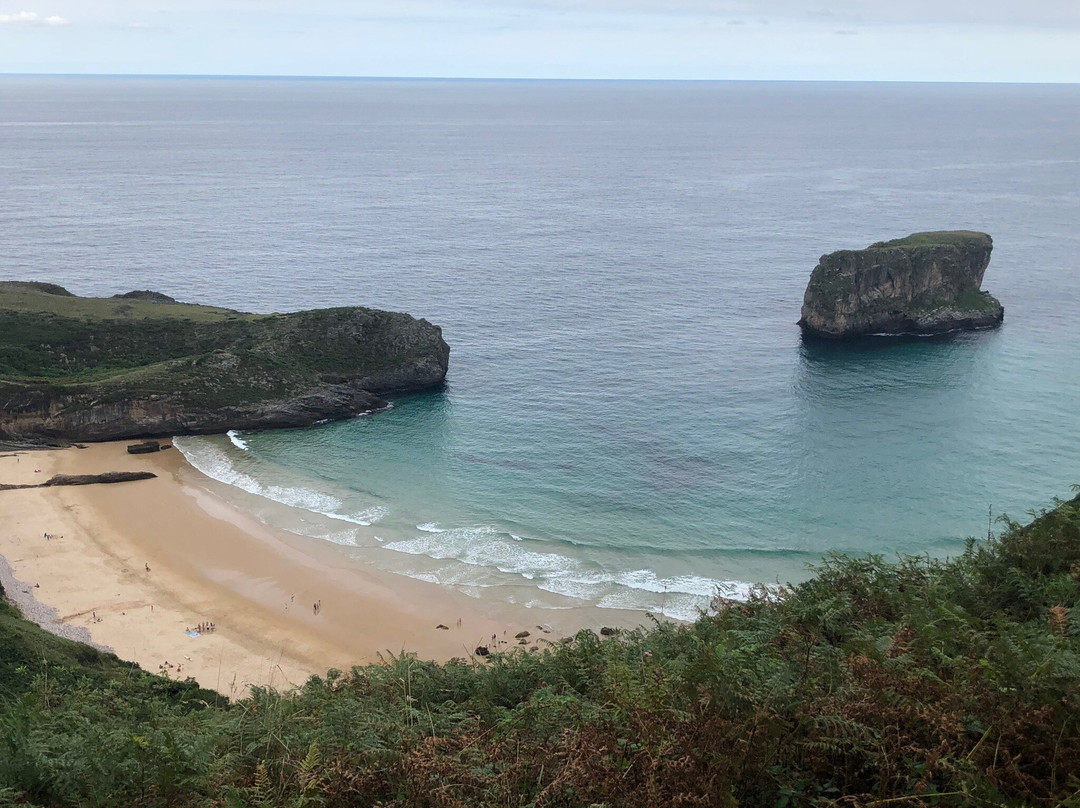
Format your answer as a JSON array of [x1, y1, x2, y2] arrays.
[[798, 231, 1004, 338]]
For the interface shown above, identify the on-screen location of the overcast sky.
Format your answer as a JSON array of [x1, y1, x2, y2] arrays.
[[1, 1, 1078, 81]]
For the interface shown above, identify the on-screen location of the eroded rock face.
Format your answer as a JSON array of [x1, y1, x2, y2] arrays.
[[798, 231, 1004, 338], [0, 283, 450, 443]]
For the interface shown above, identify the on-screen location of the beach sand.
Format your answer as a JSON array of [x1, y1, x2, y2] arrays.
[[0, 441, 641, 697]]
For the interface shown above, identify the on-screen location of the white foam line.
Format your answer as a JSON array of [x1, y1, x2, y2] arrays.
[[226, 430, 249, 451], [327, 506, 389, 526], [175, 438, 754, 621]]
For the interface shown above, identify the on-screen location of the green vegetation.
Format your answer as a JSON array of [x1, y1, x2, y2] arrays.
[[0, 283, 448, 441], [950, 288, 1004, 314], [0, 283, 435, 388], [805, 260, 856, 304], [0, 282, 241, 326], [906, 288, 1004, 317], [3, 492, 1080, 807], [869, 231, 993, 250]]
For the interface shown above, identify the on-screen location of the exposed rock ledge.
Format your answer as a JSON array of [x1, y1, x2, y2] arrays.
[[798, 231, 1004, 339], [0, 282, 450, 444], [0, 471, 156, 491]]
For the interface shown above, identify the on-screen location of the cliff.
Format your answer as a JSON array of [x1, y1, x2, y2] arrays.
[[0, 282, 450, 443], [798, 231, 1004, 338]]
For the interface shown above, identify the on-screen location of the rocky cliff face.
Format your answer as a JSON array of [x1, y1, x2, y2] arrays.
[[798, 231, 1004, 338], [0, 283, 450, 444]]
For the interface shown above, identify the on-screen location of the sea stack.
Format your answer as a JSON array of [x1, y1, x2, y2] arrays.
[[798, 231, 1004, 338]]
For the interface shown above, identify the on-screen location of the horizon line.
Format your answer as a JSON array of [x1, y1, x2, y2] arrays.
[[1, 72, 1078, 86]]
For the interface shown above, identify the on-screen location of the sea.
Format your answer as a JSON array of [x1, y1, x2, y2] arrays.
[[2, 77, 1079, 621]]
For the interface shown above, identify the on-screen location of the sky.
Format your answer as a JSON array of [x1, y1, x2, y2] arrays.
[[0, 1, 1078, 82]]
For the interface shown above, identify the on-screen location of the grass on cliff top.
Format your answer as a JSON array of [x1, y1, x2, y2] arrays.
[[0, 282, 247, 323], [869, 230, 992, 250], [2, 490, 1080, 807], [0, 283, 425, 395]]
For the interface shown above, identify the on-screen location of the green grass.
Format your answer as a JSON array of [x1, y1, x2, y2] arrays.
[[951, 288, 1003, 313], [869, 231, 992, 250], [2, 490, 1079, 807], [0, 282, 244, 323], [0, 284, 445, 418]]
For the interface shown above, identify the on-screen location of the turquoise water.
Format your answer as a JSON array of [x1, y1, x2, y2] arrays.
[[4, 78, 1079, 619]]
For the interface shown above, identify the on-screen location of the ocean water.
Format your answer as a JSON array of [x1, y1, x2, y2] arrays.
[[2, 77, 1079, 620]]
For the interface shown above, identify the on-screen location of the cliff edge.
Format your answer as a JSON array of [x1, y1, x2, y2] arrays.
[[0, 282, 449, 443], [798, 231, 1004, 339]]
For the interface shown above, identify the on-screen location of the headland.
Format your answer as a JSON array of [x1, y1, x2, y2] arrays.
[[0, 282, 449, 445]]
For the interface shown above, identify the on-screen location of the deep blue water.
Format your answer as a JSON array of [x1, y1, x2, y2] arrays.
[[2, 77, 1079, 619]]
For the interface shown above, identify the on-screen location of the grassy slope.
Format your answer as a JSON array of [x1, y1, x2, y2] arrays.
[[0, 284, 442, 415], [0, 283, 240, 324], [0, 583, 218, 703], [869, 231, 992, 250], [0, 282, 260, 387], [1, 492, 1079, 807]]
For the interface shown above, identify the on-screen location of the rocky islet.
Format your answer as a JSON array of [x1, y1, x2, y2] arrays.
[[799, 231, 1004, 338]]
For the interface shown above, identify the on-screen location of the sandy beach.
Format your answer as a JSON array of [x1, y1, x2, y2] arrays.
[[0, 441, 640, 697]]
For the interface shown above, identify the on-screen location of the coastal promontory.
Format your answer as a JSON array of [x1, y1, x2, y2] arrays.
[[798, 231, 1004, 338], [0, 282, 449, 444]]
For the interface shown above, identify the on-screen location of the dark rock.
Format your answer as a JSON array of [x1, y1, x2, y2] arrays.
[[515, 630, 530, 639], [127, 441, 161, 455], [798, 231, 1004, 338], [112, 290, 177, 304], [474, 645, 490, 657], [18, 282, 73, 297], [435, 624, 449, 630], [1, 470, 156, 491], [599, 626, 618, 636], [43, 471, 156, 486]]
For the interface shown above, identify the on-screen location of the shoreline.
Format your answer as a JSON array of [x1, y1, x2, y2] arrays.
[[0, 441, 644, 697]]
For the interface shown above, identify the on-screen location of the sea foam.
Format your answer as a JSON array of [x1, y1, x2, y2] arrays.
[[174, 437, 386, 527], [226, 430, 249, 451], [384, 524, 752, 622]]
